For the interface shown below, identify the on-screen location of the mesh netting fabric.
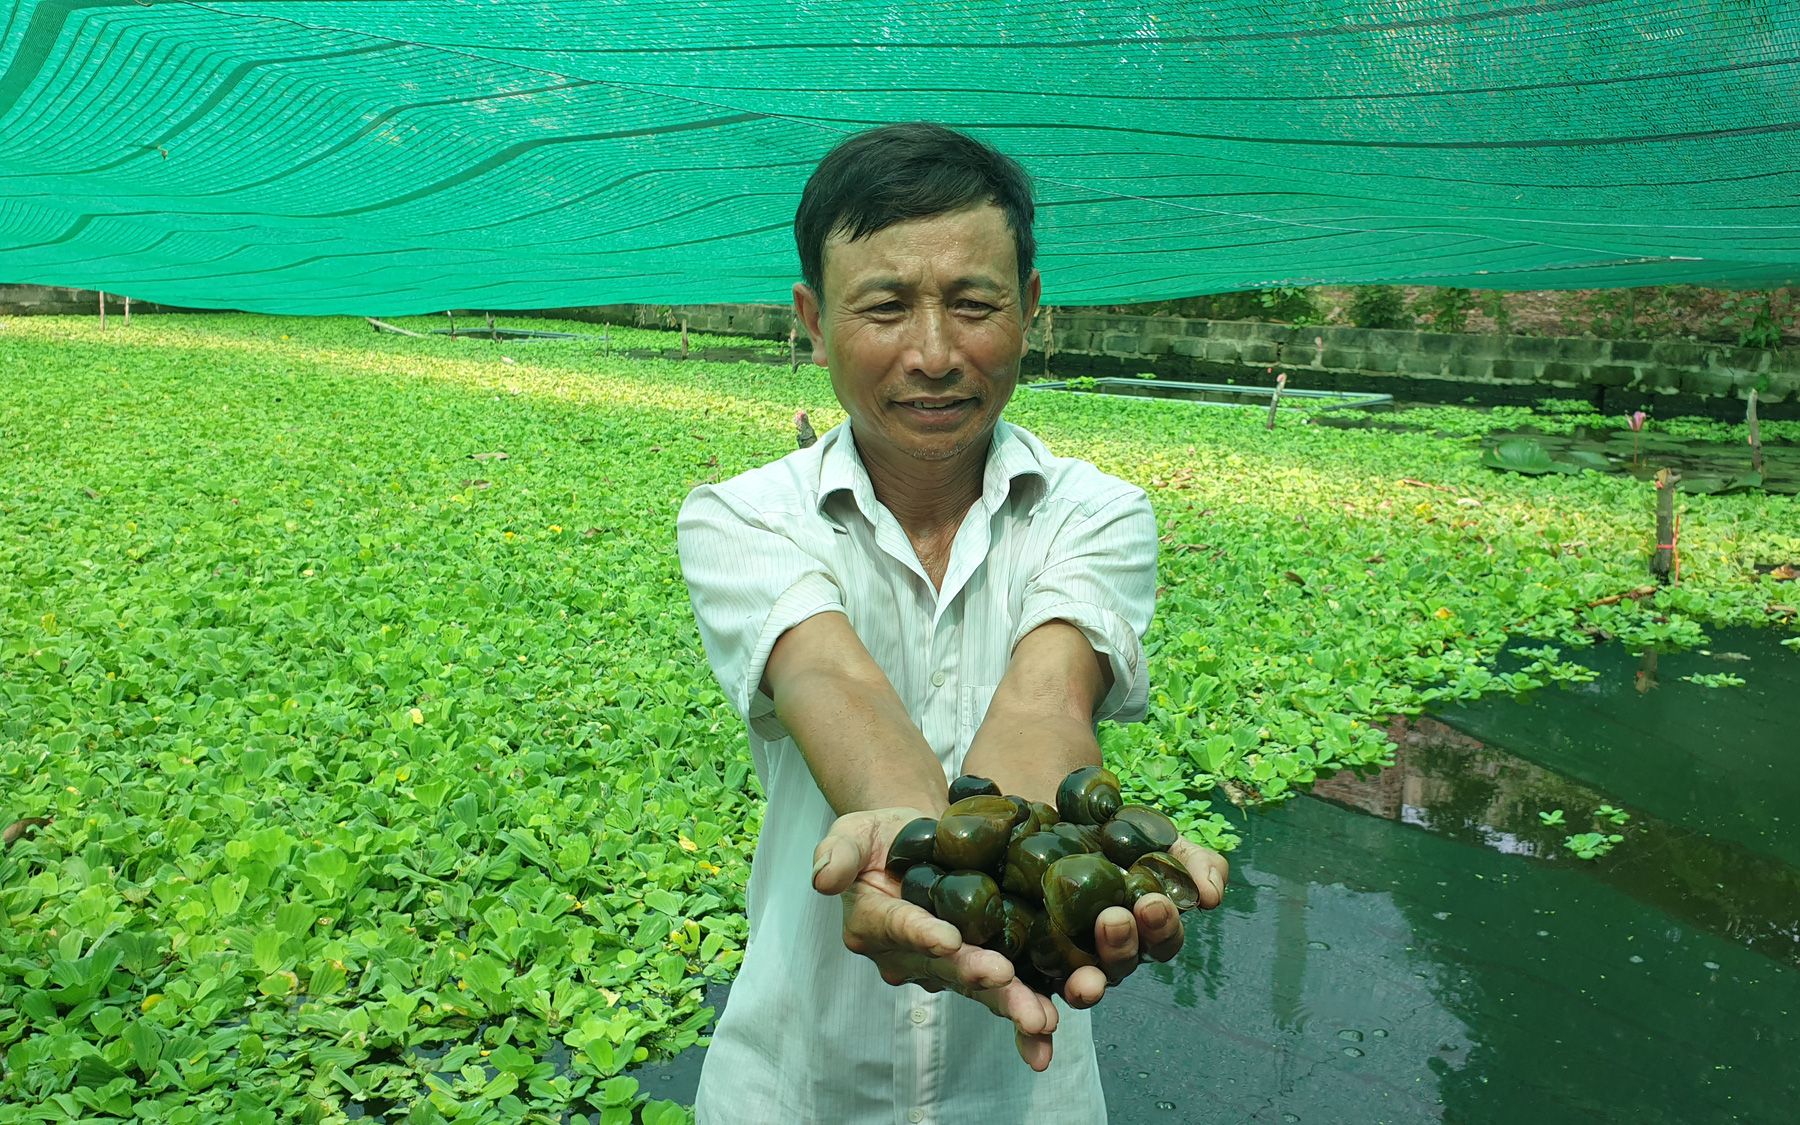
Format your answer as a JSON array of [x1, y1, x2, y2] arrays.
[[1, 0, 1795, 314]]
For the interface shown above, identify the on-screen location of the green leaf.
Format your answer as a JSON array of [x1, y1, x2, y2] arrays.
[[121, 1020, 164, 1075], [644, 889, 684, 916]]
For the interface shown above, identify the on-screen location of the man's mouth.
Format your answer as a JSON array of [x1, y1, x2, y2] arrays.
[[896, 398, 974, 411]]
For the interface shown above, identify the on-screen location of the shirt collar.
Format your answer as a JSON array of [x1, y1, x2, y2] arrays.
[[817, 418, 1047, 522]]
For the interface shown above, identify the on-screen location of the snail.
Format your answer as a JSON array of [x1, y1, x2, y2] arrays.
[[890, 769, 1210, 995]]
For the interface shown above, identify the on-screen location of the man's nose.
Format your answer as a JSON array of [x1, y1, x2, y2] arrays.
[[904, 305, 962, 380]]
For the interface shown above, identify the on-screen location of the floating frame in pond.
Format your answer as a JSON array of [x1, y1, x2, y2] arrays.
[[1027, 377, 1392, 413]]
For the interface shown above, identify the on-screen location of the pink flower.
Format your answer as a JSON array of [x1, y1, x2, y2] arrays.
[[1628, 411, 1646, 432]]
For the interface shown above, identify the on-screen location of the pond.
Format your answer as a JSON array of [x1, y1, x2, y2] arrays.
[[640, 627, 1800, 1123]]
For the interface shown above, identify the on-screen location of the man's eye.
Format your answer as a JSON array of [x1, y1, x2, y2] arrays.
[[957, 301, 996, 314], [867, 301, 905, 314]]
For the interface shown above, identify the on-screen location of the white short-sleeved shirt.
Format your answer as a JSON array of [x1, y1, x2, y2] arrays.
[[676, 419, 1157, 1125]]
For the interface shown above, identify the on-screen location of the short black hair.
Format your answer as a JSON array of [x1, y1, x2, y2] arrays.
[[795, 122, 1036, 300]]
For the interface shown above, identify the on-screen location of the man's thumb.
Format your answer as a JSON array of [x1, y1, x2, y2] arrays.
[[812, 829, 866, 895]]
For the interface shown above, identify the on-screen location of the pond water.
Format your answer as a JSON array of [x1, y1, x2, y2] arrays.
[[641, 627, 1800, 1122]]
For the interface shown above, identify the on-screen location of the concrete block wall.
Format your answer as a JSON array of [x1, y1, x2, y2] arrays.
[[541, 303, 1797, 419], [1027, 313, 1797, 418], [0, 285, 198, 317]]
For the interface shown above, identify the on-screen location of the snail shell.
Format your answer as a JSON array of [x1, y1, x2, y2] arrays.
[[934, 795, 1020, 873], [900, 862, 943, 911], [947, 774, 1001, 804], [1002, 830, 1085, 900], [1130, 852, 1200, 912], [886, 816, 939, 875], [1041, 853, 1131, 953], [1098, 805, 1180, 870], [1055, 765, 1123, 825], [931, 870, 1005, 946]]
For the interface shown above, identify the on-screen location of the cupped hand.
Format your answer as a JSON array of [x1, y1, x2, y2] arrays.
[[1059, 835, 1229, 1009], [813, 808, 1063, 1071]]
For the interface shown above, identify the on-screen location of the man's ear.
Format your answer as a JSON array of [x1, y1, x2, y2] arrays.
[[1021, 269, 1043, 361], [793, 282, 829, 368]]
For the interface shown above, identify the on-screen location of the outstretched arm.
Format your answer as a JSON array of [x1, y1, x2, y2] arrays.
[[962, 620, 1228, 1013], [767, 610, 1064, 1068]]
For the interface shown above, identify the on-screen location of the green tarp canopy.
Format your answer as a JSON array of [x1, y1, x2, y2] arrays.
[[1, 1, 1795, 315]]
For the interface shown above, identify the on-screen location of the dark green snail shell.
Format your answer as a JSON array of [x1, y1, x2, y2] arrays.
[[1046, 821, 1104, 854], [934, 796, 1020, 872], [1098, 805, 1181, 869], [1122, 866, 1163, 904], [948, 774, 1002, 804], [995, 894, 1039, 964], [1002, 830, 1086, 900], [1007, 800, 1049, 844], [1055, 765, 1123, 826], [931, 870, 1005, 946], [1027, 900, 1099, 979], [1130, 852, 1201, 912], [1029, 800, 1060, 828], [1041, 853, 1131, 953], [901, 863, 943, 911], [886, 817, 940, 875]]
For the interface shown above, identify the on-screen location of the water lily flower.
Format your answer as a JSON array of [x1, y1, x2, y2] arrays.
[[1628, 411, 1646, 432]]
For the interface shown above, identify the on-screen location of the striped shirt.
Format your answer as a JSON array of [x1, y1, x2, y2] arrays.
[[677, 418, 1157, 1125]]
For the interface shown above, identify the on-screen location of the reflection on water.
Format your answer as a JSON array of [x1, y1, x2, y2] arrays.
[[1314, 717, 1800, 967], [1098, 629, 1800, 1123]]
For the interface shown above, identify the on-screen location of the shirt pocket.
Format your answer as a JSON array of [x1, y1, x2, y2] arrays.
[[954, 683, 1001, 773]]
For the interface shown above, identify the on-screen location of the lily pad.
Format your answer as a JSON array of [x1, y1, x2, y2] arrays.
[[1482, 438, 1579, 475]]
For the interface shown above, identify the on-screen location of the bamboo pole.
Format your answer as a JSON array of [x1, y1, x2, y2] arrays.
[[446, 311, 457, 339], [485, 311, 498, 343], [680, 318, 689, 360], [788, 326, 797, 373], [123, 295, 130, 326], [97, 290, 106, 328], [1748, 389, 1764, 478], [366, 317, 426, 337], [1651, 468, 1681, 583], [1043, 306, 1055, 377], [1265, 372, 1288, 430]]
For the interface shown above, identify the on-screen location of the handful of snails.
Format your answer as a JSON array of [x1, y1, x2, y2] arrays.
[[884, 766, 1201, 998]]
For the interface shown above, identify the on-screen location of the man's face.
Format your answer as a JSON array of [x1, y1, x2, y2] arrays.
[[795, 204, 1041, 465]]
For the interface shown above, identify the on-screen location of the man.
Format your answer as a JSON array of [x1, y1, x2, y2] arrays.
[[677, 123, 1228, 1124]]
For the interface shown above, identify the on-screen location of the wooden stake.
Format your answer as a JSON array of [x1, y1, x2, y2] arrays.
[[123, 295, 131, 326], [681, 318, 689, 360], [1265, 372, 1288, 430], [446, 311, 457, 339], [1651, 468, 1681, 583], [788, 326, 797, 373], [1043, 306, 1055, 378], [485, 311, 498, 343], [1748, 389, 1764, 478], [98, 290, 106, 328]]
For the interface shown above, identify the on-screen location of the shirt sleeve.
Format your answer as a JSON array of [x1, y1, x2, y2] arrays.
[[1010, 489, 1158, 723], [677, 484, 847, 742]]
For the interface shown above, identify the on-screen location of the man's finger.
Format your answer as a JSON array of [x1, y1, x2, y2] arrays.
[[1170, 837, 1229, 909], [1062, 964, 1108, 1009], [1016, 1027, 1055, 1072], [1092, 905, 1139, 985], [1134, 893, 1184, 963], [845, 886, 962, 959]]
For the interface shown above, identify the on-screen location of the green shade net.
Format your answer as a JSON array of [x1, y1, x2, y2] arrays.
[[1, 0, 1796, 315]]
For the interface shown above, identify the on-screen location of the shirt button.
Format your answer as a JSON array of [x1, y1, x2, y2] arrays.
[[931, 671, 946, 688], [910, 1007, 927, 1024], [909, 1111, 925, 1124]]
